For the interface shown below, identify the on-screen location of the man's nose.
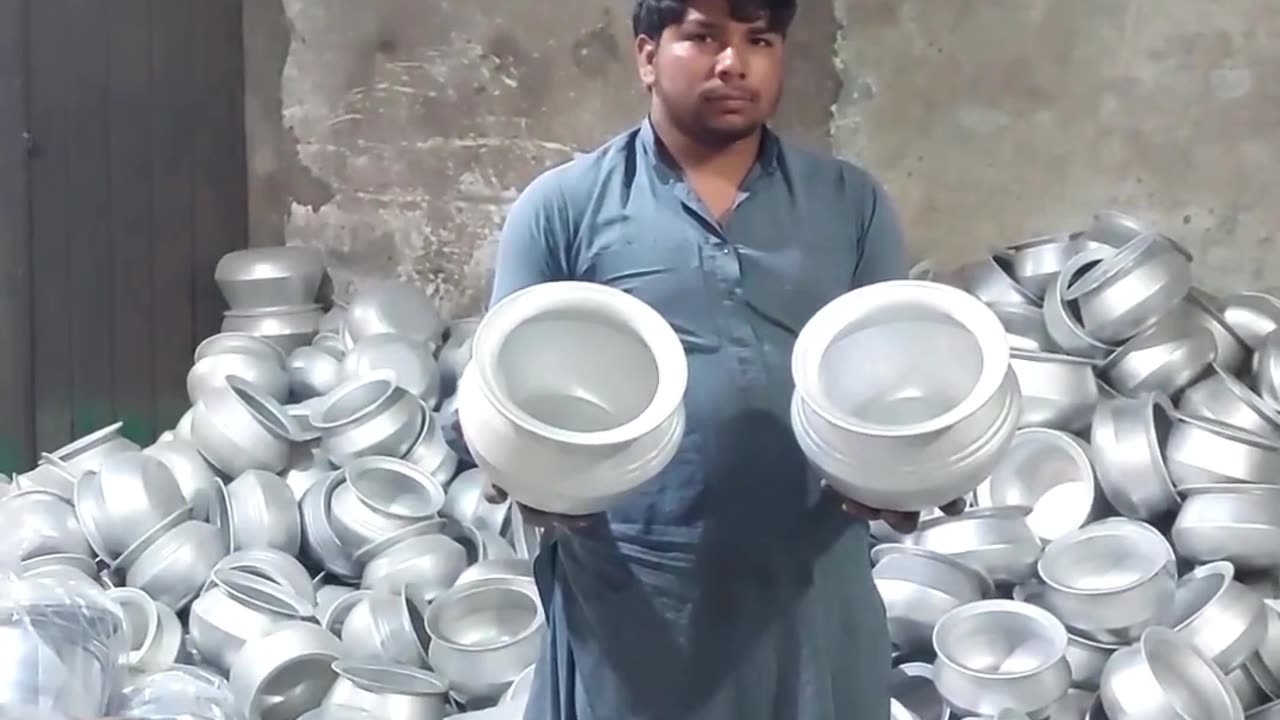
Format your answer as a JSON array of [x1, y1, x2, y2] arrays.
[[715, 45, 746, 80]]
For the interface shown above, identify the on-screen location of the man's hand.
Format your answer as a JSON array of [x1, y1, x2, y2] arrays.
[[483, 481, 598, 531], [830, 486, 968, 534]]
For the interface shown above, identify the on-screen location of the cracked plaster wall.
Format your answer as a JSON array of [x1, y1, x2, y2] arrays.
[[245, 0, 1280, 318]]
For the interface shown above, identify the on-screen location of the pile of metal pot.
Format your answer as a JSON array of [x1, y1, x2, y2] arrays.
[[799, 211, 1280, 719], [1, 246, 542, 720]]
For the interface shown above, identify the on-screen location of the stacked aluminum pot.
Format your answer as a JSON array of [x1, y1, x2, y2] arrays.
[[872, 210, 1280, 719], [2, 249, 542, 720]]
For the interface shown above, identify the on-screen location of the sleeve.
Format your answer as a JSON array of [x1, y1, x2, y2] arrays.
[[851, 178, 909, 287], [488, 168, 575, 307]]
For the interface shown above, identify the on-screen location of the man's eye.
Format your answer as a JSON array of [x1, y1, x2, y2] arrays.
[[691, 33, 714, 43], [751, 37, 776, 48]]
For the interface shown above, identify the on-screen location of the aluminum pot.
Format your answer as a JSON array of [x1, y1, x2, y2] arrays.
[[1222, 291, 1280, 350], [1086, 210, 1152, 248], [188, 333, 290, 404], [1099, 626, 1242, 720], [191, 375, 299, 477], [344, 280, 445, 349], [938, 254, 1041, 307], [322, 662, 450, 720], [214, 245, 325, 310], [288, 345, 344, 401], [1165, 561, 1267, 674], [1165, 413, 1280, 489], [909, 506, 1041, 585], [1255, 330, 1280, 408], [426, 576, 545, 703], [438, 316, 480, 397], [1043, 247, 1119, 360], [931, 599, 1071, 718], [1090, 394, 1179, 521], [991, 302, 1057, 352], [1003, 232, 1105, 300], [1008, 350, 1099, 432], [188, 568, 315, 675], [44, 421, 141, 478], [143, 437, 222, 523], [229, 621, 343, 720], [341, 333, 441, 405], [1036, 519, 1176, 644], [1179, 366, 1280, 442], [222, 303, 324, 354], [1064, 233, 1193, 344], [311, 371, 426, 467], [1098, 311, 1216, 399], [1183, 288, 1249, 377], [458, 281, 688, 516], [872, 544, 993, 656], [791, 280, 1020, 512], [975, 428, 1099, 542]]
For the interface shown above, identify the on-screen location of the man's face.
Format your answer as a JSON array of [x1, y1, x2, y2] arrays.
[[637, 0, 785, 145]]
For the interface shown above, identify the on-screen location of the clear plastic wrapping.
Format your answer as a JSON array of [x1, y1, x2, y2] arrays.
[[0, 571, 128, 718], [110, 664, 244, 720]]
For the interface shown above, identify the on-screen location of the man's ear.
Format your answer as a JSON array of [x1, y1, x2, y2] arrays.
[[636, 35, 658, 89]]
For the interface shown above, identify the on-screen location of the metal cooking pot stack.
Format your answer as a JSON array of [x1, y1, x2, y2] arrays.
[[874, 210, 1280, 720], [1, 252, 542, 719]]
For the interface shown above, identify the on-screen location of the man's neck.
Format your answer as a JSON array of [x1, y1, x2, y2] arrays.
[[649, 112, 763, 185]]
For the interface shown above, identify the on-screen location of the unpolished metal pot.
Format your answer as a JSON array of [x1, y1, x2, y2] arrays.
[[458, 281, 688, 516], [791, 280, 1019, 511], [191, 375, 299, 477]]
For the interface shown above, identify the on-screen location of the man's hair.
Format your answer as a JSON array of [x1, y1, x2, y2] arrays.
[[631, 0, 797, 40]]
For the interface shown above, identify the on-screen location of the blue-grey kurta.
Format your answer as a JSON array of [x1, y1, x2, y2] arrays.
[[490, 119, 907, 720]]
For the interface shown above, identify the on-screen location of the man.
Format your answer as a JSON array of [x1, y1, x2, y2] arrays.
[[486, 1, 962, 717]]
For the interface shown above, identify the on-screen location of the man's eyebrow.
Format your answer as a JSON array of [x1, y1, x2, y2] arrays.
[[682, 17, 722, 31]]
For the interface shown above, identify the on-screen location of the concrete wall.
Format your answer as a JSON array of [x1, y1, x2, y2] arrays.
[[245, 0, 1280, 318]]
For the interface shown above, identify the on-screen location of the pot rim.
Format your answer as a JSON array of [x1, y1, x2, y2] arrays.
[[345, 455, 446, 519], [1063, 233, 1160, 299], [469, 281, 688, 448], [332, 660, 449, 695], [792, 280, 1011, 438], [310, 370, 400, 430], [1168, 561, 1236, 631], [870, 543, 996, 598], [225, 375, 300, 441]]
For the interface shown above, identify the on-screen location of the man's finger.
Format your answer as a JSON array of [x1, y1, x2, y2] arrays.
[[879, 510, 920, 534], [840, 498, 881, 521], [517, 503, 595, 530]]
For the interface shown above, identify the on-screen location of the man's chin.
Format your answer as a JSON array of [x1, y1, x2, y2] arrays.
[[698, 117, 763, 144]]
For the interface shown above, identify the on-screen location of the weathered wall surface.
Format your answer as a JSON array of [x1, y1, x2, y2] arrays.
[[245, 0, 1280, 317]]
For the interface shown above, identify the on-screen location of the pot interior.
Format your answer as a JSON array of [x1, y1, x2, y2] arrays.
[[818, 306, 982, 427], [936, 607, 1060, 675], [432, 585, 539, 650], [494, 310, 659, 433], [320, 379, 393, 426], [1040, 531, 1164, 593]]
